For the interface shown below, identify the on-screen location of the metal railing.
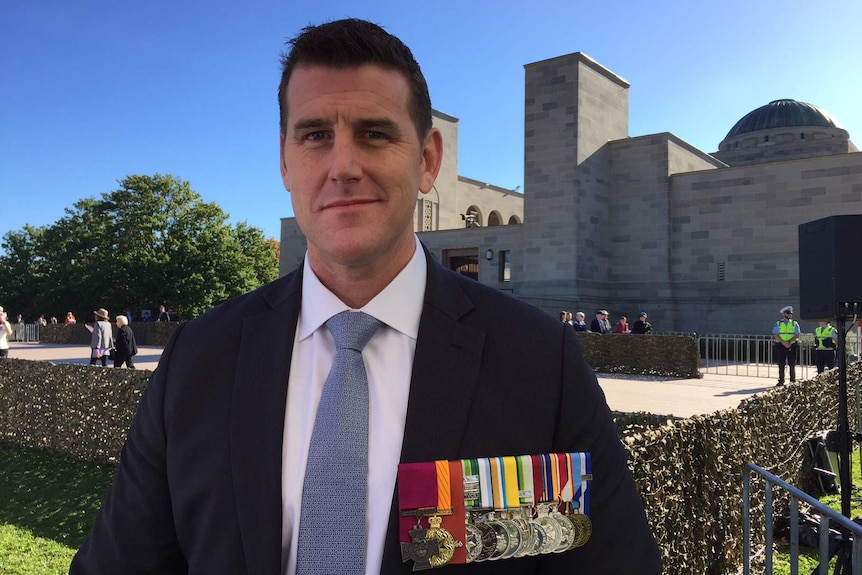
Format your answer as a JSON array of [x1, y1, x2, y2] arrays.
[[10, 322, 40, 342], [698, 332, 860, 380], [743, 462, 862, 575]]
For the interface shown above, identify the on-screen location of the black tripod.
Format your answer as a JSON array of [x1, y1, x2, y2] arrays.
[[814, 316, 857, 575]]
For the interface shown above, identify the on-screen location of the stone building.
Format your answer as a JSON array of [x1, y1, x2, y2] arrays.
[[280, 52, 861, 334]]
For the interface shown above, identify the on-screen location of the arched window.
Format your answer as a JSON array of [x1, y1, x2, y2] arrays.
[[463, 205, 482, 228], [487, 211, 502, 226], [508, 215, 522, 225]]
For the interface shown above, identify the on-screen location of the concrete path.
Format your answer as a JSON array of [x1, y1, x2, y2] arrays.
[[8, 342, 164, 371], [6, 342, 776, 419], [597, 372, 776, 419]]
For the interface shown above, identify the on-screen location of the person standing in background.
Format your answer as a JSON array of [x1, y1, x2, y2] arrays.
[[772, 305, 801, 386], [613, 315, 630, 334], [572, 311, 588, 331], [631, 311, 653, 334], [814, 320, 838, 374], [88, 308, 114, 367], [113, 315, 138, 369], [590, 309, 610, 333], [0, 308, 11, 358]]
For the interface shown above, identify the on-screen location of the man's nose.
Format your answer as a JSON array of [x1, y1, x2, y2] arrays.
[[328, 138, 362, 182]]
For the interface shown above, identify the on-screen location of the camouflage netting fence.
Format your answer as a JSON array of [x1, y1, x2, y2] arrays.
[[1, 356, 859, 574], [619, 363, 861, 574]]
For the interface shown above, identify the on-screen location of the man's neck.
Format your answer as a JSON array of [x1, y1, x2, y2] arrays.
[[308, 240, 418, 309]]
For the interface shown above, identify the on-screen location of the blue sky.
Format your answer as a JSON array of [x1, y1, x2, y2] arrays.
[[2, 0, 860, 250]]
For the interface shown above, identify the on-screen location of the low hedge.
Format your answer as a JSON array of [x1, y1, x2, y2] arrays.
[[578, 332, 700, 378], [0, 359, 148, 464], [39, 322, 178, 346]]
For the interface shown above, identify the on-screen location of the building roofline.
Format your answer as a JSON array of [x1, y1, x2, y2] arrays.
[[525, 52, 630, 89], [676, 149, 862, 177], [458, 175, 522, 196], [432, 109, 459, 123], [610, 132, 728, 168]]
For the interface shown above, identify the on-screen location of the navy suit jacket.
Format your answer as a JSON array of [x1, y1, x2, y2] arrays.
[[71, 252, 661, 574]]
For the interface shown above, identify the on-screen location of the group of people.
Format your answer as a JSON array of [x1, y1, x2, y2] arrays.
[[0, 304, 139, 368], [12, 303, 175, 329], [86, 308, 138, 369], [772, 305, 839, 386], [557, 309, 588, 330], [560, 308, 654, 335]]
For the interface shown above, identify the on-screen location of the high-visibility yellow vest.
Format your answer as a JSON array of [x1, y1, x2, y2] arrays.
[[776, 320, 799, 342], [815, 325, 837, 350]]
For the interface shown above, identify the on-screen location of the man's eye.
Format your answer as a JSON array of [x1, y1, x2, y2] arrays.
[[366, 131, 388, 140], [303, 131, 327, 141]]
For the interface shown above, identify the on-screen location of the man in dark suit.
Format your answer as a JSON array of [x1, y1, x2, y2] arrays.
[[590, 310, 610, 334], [71, 18, 660, 574]]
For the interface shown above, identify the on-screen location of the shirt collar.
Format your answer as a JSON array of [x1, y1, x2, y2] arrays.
[[298, 236, 427, 340]]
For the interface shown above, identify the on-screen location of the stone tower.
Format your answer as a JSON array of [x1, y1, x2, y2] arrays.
[[520, 53, 629, 302]]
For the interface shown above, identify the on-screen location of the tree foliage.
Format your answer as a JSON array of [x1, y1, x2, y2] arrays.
[[0, 174, 279, 321]]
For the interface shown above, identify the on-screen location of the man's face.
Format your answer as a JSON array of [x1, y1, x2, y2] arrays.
[[784, 312, 792, 320], [280, 64, 442, 273]]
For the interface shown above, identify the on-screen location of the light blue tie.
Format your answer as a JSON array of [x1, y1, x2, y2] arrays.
[[297, 311, 382, 575]]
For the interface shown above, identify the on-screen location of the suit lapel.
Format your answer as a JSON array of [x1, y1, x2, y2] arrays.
[[230, 270, 302, 575], [381, 254, 486, 572], [399, 261, 486, 461]]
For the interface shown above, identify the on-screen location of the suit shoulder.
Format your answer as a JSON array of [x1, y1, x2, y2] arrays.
[[179, 270, 301, 334], [441, 265, 560, 330]]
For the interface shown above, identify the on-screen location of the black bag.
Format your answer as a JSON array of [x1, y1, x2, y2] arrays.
[[107, 347, 116, 360]]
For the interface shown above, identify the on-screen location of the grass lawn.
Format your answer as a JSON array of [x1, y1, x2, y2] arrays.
[[0, 444, 114, 575], [769, 448, 862, 575]]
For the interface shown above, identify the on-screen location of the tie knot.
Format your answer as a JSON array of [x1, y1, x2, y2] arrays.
[[326, 311, 382, 352]]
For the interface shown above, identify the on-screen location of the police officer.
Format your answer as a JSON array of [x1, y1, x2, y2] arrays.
[[814, 320, 838, 374], [772, 305, 801, 386]]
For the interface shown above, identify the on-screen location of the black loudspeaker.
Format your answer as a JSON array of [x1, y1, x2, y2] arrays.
[[798, 215, 862, 320]]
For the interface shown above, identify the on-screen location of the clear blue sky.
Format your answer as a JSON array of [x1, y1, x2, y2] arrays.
[[2, 0, 860, 251]]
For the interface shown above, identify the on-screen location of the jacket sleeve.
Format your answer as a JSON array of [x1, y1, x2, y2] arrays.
[[544, 326, 663, 573], [70, 327, 188, 574]]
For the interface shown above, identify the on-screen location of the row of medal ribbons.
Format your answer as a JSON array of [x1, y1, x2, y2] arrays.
[[398, 453, 592, 570]]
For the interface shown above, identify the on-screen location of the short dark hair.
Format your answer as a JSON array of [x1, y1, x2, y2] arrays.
[[278, 19, 432, 141]]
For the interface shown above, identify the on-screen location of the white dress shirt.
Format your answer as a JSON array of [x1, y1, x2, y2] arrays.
[[281, 237, 427, 575]]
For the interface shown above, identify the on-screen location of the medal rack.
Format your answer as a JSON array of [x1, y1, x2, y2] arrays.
[[398, 453, 592, 570]]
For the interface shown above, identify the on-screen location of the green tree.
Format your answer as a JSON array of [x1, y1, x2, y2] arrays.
[[0, 174, 279, 321]]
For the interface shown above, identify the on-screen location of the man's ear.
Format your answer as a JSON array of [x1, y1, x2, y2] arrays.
[[279, 133, 290, 191], [418, 128, 443, 196]]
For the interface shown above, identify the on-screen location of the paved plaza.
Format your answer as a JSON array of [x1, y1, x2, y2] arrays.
[[6, 342, 776, 419]]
